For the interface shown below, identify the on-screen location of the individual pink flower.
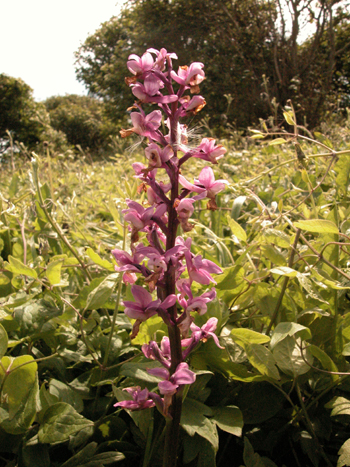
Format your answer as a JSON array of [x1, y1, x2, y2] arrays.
[[185, 250, 222, 285], [127, 52, 154, 76], [147, 48, 178, 71], [147, 362, 196, 414], [179, 95, 206, 116], [123, 285, 176, 338], [182, 318, 224, 359], [195, 166, 228, 199], [114, 386, 162, 411], [171, 63, 205, 88], [132, 75, 178, 104], [145, 143, 173, 169], [193, 138, 226, 164], [111, 247, 145, 284], [142, 336, 171, 369], [120, 108, 162, 142]]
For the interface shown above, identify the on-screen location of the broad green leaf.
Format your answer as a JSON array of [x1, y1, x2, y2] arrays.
[[260, 244, 286, 266], [45, 259, 63, 285], [297, 273, 328, 303], [338, 439, 350, 467], [226, 215, 247, 242], [263, 229, 291, 248], [73, 277, 105, 309], [243, 437, 266, 467], [59, 442, 98, 467], [77, 451, 125, 466], [342, 342, 350, 356], [21, 442, 50, 467], [181, 398, 218, 450], [335, 156, 350, 193], [49, 379, 84, 413], [0, 324, 8, 359], [245, 344, 280, 380], [211, 406, 243, 437], [268, 138, 287, 146], [270, 322, 311, 349], [230, 328, 270, 347], [283, 111, 296, 126], [86, 248, 114, 271], [4, 256, 37, 279], [273, 336, 313, 377], [85, 273, 119, 310], [38, 402, 93, 444], [325, 397, 350, 417], [0, 372, 39, 435], [0, 355, 37, 419], [270, 266, 298, 277], [293, 219, 338, 234], [215, 265, 244, 291], [308, 345, 339, 381]]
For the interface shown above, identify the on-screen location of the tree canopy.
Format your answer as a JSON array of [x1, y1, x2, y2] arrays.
[[75, 0, 350, 130], [0, 74, 43, 147]]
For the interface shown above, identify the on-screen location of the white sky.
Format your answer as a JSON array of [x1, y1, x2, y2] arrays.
[[0, 1, 125, 101]]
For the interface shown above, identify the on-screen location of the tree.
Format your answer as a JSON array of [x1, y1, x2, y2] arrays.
[[0, 74, 43, 146], [75, 0, 350, 130], [44, 94, 118, 152]]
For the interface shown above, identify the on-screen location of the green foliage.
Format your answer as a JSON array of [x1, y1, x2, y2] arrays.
[[75, 0, 350, 129], [0, 114, 350, 466], [0, 74, 43, 146], [44, 95, 118, 152]]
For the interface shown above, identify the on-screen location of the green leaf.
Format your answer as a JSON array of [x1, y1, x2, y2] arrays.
[[49, 379, 84, 413], [268, 138, 287, 146], [85, 273, 119, 310], [226, 215, 247, 242], [272, 336, 313, 377], [335, 157, 350, 193], [215, 265, 244, 291], [283, 111, 296, 126], [45, 259, 64, 285], [338, 439, 350, 467], [297, 273, 328, 303], [230, 328, 270, 347], [59, 442, 98, 467], [211, 406, 243, 437], [263, 229, 291, 248], [293, 219, 339, 234], [38, 402, 93, 444], [325, 397, 350, 417], [270, 266, 298, 277], [231, 196, 246, 221], [86, 248, 114, 271], [0, 372, 39, 435], [0, 355, 37, 419], [260, 244, 286, 266], [245, 344, 280, 380], [243, 437, 266, 467], [4, 256, 37, 279], [270, 322, 311, 349], [308, 345, 339, 381], [0, 324, 8, 359], [181, 398, 218, 450]]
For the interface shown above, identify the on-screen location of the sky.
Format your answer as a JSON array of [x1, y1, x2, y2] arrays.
[[0, 1, 126, 101]]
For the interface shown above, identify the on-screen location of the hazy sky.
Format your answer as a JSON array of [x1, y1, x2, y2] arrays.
[[1, 1, 125, 101]]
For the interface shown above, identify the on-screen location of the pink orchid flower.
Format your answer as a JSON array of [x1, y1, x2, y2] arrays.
[[193, 138, 227, 164], [147, 362, 196, 414], [171, 63, 205, 87], [120, 108, 162, 142], [132, 75, 178, 104], [195, 166, 228, 199], [114, 386, 161, 411], [142, 336, 171, 369], [145, 143, 174, 169], [182, 318, 224, 359], [147, 48, 178, 71], [127, 52, 154, 76], [184, 249, 222, 285]]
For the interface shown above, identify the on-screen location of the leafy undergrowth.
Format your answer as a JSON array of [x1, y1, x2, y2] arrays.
[[1, 115, 350, 466]]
